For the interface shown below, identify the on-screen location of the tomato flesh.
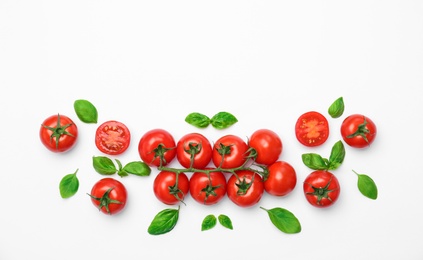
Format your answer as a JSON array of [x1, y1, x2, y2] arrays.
[[295, 111, 329, 147], [95, 120, 131, 155]]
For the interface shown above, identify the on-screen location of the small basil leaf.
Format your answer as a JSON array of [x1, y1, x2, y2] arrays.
[[261, 207, 301, 234], [201, 214, 217, 231], [302, 153, 328, 170], [148, 207, 180, 235], [354, 170, 378, 200], [92, 156, 117, 175], [123, 161, 151, 176], [210, 112, 238, 129], [328, 97, 345, 118], [328, 140, 345, 170], [218, 214, 233, 230], [74, 99, 98, 123], [59, 169, 79, 199], [185, 112, 210, 128]]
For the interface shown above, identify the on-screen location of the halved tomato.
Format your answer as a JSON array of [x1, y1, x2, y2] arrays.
[[295, 111, 329, 147], [95, 120, 131, 155]]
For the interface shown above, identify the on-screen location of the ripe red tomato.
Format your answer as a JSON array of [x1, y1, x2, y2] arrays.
[[40, 114, 78, 153], [303, 170, 340, 208], [176, 133, 212, 169], [189, 170, 227, 205], [88, 178, 127, 215], [212, 135, 249, 169], [227, 170, 264, 207], [138, 129, 176, 167], [264, 161, 297, 196], [153, 171, 189, 205], [95, 120, 131, 155], [295, 111, 329, 147], [340, 114, 377, 148], [249, 129, 283, 165]]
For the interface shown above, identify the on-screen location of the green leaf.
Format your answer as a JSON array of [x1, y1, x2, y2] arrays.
[[328, 97, 345, 118], [148, 207, 180, 235], [328, 140, 345, 170], [218, 214, 233, 230], [123, 161, 151, 177], [74, 99, 98, 123], [261, 207, 301, 234], [210, 112, 238, 129], [59, 169, 79, 199], [93, 156, 117, 175], [302, 153, 328, 170], [185, 112, 210, 128], [354, 170, 378, 200], [201, 214, 217, 231]]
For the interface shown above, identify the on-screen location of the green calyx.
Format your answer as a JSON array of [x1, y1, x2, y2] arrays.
[[42, 114, 75, 149], [201, 182, 222, 204], [346, 116, 370, 143], [87, 187, 122, 214], [305, 176, 338, 206], [235, 175, 254, 195], [152, 144, 174, 167]]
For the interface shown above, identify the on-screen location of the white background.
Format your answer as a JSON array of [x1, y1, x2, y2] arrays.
[[1, 1, 422, 259]]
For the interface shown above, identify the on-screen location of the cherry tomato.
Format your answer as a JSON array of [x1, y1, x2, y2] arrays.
[[227, 170, 264, 207], [249, 129, 283, 165], [341, 114, 377, 148], [40, 114, 78, 153], [264, 161, 297, 196], [153, 171, 189, 205], [303, 170, 340, 208], [189, 170, 227, 205], [88, 178, 127, 215], [212, 135, 249, 169], [295, 111, 329, 147], [176, 133, 212, 169], [138, 129, 176, 167], [95, 120, 131, 155]]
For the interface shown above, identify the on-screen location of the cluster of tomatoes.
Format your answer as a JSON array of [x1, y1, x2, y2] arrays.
[[138, 128, 296, 208], [40, 104, 377, 216]]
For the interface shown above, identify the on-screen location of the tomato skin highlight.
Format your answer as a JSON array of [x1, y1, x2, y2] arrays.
[[249, 129, 283, 166], [189, 170, 227, 205], [303, 170, 340, 208], [295, 111, 329, 147], [138, 129, 176, 167], [89, 178, 127, 215], [227, 170, 264, 208], [95, 120, 131, 155], [176, 133, 212, 169], [153, 171, 189, 205], [40, 114, 78, 153], [264, 161, 297, 196], [341, 114, 377, 148], [212, 135, 249, 169]]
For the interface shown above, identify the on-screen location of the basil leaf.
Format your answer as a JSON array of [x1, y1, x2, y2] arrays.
[[148, 207, 180, 235], [201, 214, 217, 231], [74, 99, 98, 123], [218, 214, 233, 230], [123, 161, 151, 176], [210, 112, 238, 129], [328, 97, 345, 118], [93, 156, 117, 175], [261, 207, 301, 234], [354, 170, 378, 200], [328, 140, 345, 170], [185, 112, 210, 128], [302, 153, 328, 170], [59, 169, 79, 199]]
